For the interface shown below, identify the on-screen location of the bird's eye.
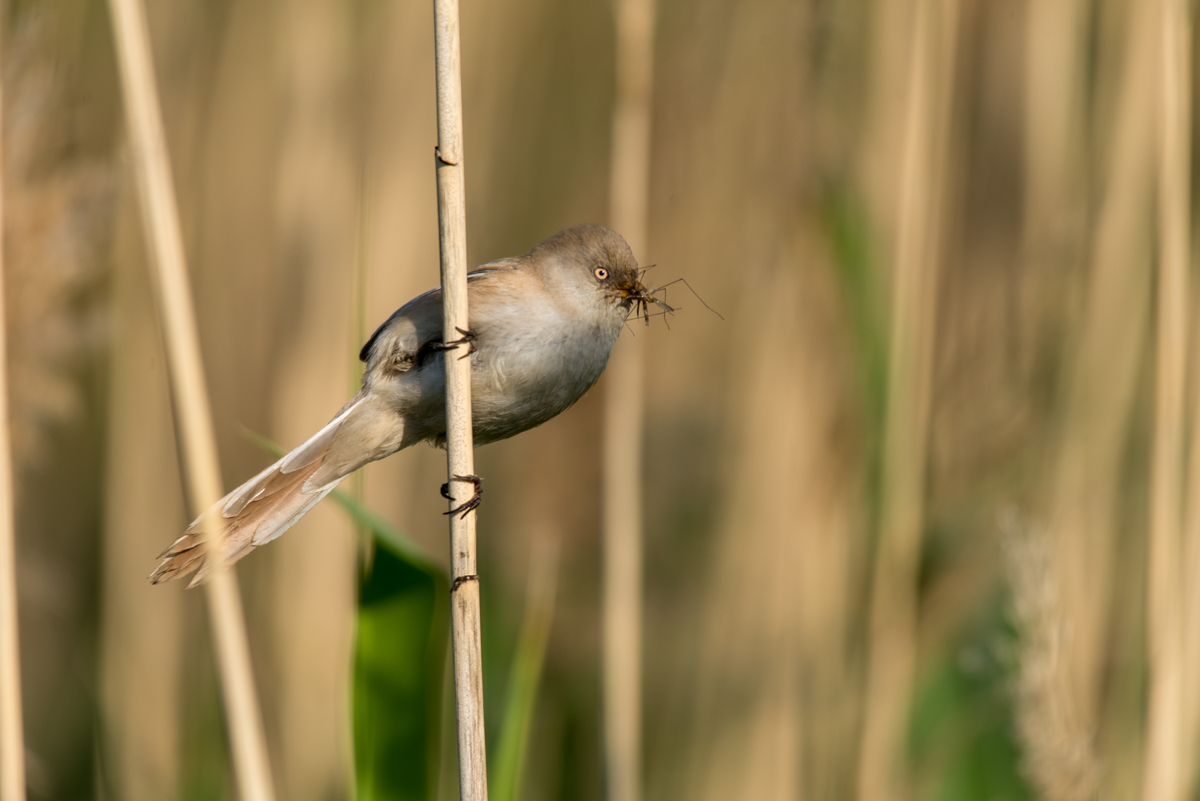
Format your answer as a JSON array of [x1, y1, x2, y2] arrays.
[[593, 267, 609, 281]]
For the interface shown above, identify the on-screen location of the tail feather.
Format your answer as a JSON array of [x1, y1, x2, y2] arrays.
[[222, 394, 363, 518], [151, 394, 367, 588], [151, 457, 345, 588]]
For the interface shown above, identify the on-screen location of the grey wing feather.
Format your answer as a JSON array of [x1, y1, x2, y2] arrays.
[[359, 287, 441, 366], [358, 263, 518, 372], [359, 288, 443, 373]]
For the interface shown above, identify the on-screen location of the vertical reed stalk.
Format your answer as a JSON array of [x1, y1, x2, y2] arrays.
[[1184, 171, 1200, 801], [100, 218, 187, 799], [1183, 233, 1200, 800], [1143, 0, 1191, 799], [106, 0, 275, 798], [857, 0, 958, 798], [1022, 0, 1086, 249], [604, 0, 655, 798], [1011, 5, 1096, 796], [1042, 4, 1156, 796], [0, 21, 25, 800], [432, 1, 487, 798]]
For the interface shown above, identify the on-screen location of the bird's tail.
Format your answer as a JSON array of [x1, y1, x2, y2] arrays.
[[151, 392, 368, 588]]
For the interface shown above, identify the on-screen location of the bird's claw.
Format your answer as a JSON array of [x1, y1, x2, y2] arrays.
[[428, 327, 478, 360], [442, 474, 483, 518]]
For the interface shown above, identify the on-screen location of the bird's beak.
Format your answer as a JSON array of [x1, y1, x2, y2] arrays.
[[613, 277, 675, 321], [616, 278, 650, 301]]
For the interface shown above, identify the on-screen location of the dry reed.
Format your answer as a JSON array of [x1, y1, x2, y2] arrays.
[[658, 3, 842, 797], [1183, 214, 1200, 800], [0, 20, 25, 799], [105, 0, 275, 797], [13, 0, 1196, 794], [685, 248, 855, 801], [603, 0, 656, 798], [1022, 0, 1086, 256], [1142, 0, 1191, 799], [1004, 512, 1100, 801], [1010, 2, 1101, 798], [432, 0, 488, 797], [1041, 1, 1156, 795], [857, 0, 959, 797], [1184, 119, 1200, 799], [267, 3, 358, 792], [99, 216, 186, 799]]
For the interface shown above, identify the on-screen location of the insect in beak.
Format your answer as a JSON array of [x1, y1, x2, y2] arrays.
[[619, 279, 675, 324]]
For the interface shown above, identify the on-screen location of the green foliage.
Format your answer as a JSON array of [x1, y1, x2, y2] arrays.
[[330, 487, 441, 575], [909, 594, 1035, 801], [354, 541, 449, 801], [245, 429, 451, 800], [331, 487, 449, 801], [819, 181, 890, 537], [347, 497, 557, 801], [248, 428, 556, 801], [489, 563, 557, 801], [819, 182, 889, 430]]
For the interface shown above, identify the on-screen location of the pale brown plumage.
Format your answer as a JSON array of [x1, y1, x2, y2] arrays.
[[151, 224, 654, 587], [152, 391, 370, 588], [153, 459, 329, 588]]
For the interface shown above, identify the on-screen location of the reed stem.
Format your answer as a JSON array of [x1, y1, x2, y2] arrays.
[[432, 0, 488, 798], [1042, 5, 1156, 795], [857, 0, 958, 798], [1143, 0, 1190, 798], [603, 0, 655, 798], [106, 0, 275, 797], [0, 19, 26, 799]]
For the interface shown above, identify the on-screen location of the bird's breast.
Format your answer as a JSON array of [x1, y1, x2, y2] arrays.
[[468, 315, 617, 444]]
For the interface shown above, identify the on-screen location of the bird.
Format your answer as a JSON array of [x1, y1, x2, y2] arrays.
[[151, 224, 659, 587]]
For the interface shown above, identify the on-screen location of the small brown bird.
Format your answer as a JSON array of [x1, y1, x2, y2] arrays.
[[152, 225, 659, 587]]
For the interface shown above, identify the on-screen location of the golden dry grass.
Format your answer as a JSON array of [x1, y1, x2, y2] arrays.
[[0, 0, 1195, 798]]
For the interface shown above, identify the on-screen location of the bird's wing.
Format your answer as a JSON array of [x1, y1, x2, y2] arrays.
[[358, 286, 443, 373], [358, 259, 520, 374]]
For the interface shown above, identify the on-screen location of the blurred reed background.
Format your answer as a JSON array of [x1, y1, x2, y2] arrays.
[[5, 0, 1200, 798]]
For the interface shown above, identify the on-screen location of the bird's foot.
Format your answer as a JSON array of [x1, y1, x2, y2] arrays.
[[428, 327, 478, 360], [441, 474, 483, 518], [451, 573, 478, 593]]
